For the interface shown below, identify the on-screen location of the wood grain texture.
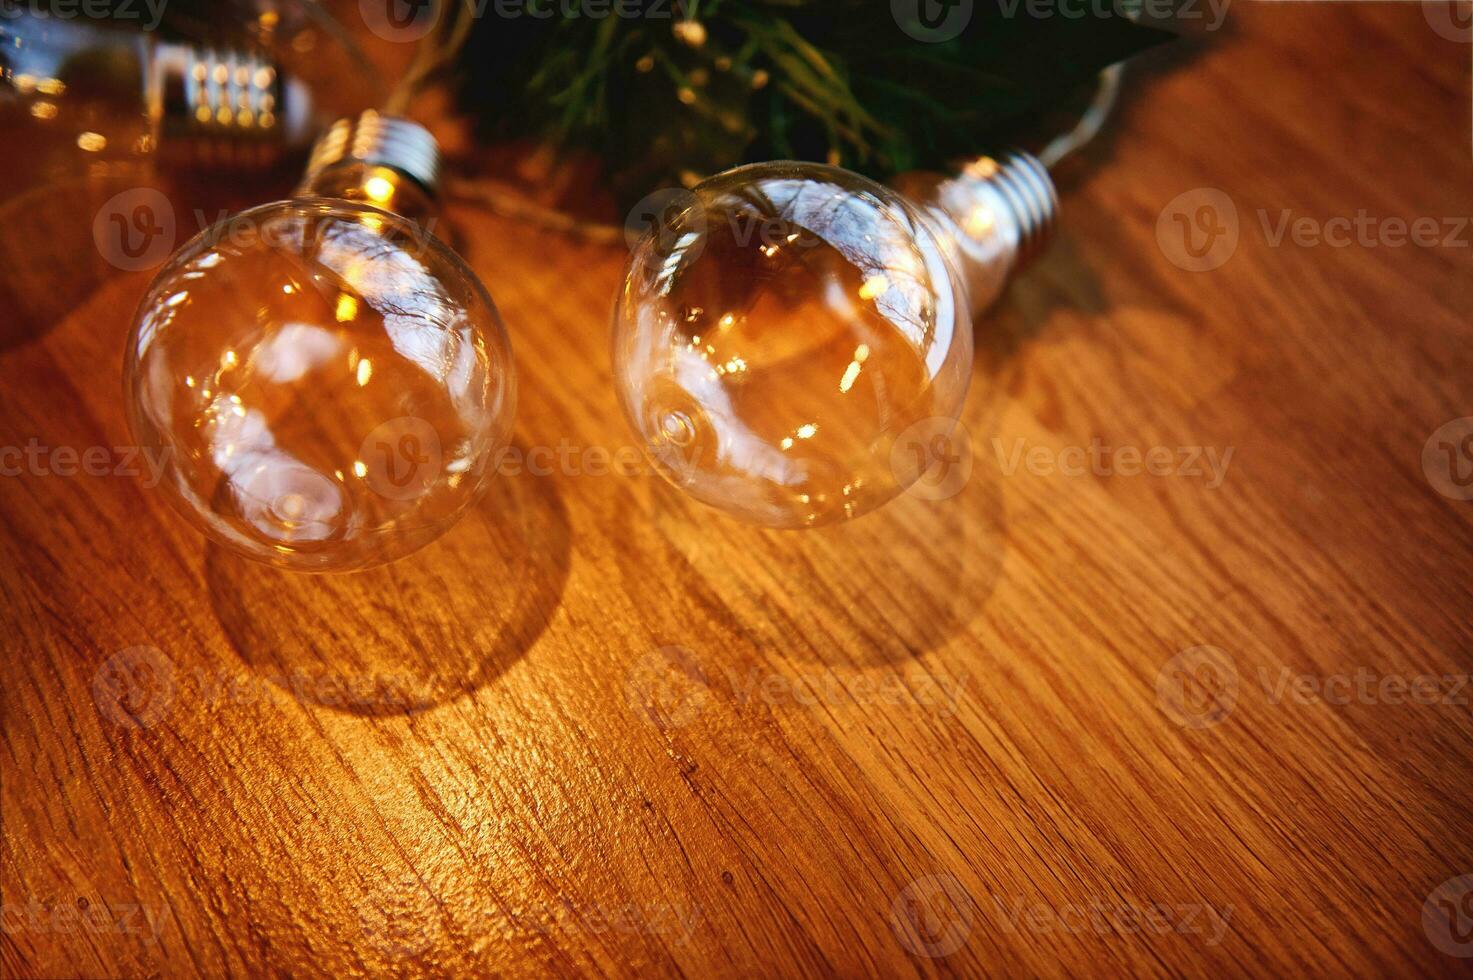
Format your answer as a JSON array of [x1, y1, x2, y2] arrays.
[[4, 5, 1473, 977]]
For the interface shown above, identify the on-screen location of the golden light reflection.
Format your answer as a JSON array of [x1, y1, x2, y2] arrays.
[[364, 176, 395, 205], [356, 358, 373, 387], [966, 156, 1000, 179], [352, 460, 367, 478], [858, 275, 889, 300], [277, 493, 305, 519], [965, 207, 995, 238], [29, 102, 56, 120], [335, 293, 359, 322], [76, 131, 106, 152]]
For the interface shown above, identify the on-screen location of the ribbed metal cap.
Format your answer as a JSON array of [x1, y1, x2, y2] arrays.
[[970, 150, 1057, 269], [303, 111, 442, 196]]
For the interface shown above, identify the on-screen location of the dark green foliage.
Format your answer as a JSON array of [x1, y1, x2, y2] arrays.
[[461, 0, 1167, 201]]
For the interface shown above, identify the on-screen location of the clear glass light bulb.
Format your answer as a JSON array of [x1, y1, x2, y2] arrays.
[[124, 113, 516, 571], [613, 155, 1055, 528], [0, 9, 320, 192]]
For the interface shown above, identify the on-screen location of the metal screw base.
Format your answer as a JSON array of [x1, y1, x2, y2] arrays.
[[974, 151, 1057, 270], [303, 111, 442, 197]]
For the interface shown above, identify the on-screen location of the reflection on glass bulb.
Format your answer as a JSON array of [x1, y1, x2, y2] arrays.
[[124, 116, 515, 571], [614, 158, 1054, 529]]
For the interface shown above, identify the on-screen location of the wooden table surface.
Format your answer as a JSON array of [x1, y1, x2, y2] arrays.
[[4, 4, 1473, 977]]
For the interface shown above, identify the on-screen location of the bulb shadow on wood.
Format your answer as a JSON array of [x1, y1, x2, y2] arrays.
[[615, 424, 1008, 669], [0, 178, 137, 353], [0, 167, 299, 353], [607, 230, 1113, 669], [203, 440, 571, 716]]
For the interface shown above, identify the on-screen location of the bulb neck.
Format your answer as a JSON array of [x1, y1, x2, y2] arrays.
[[155, 41, 314, 167], [910, 151, 1057, 316], [297, 112, 441, 222]]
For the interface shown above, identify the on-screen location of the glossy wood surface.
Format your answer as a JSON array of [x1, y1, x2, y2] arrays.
[[3, 5, 1472, 977]]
